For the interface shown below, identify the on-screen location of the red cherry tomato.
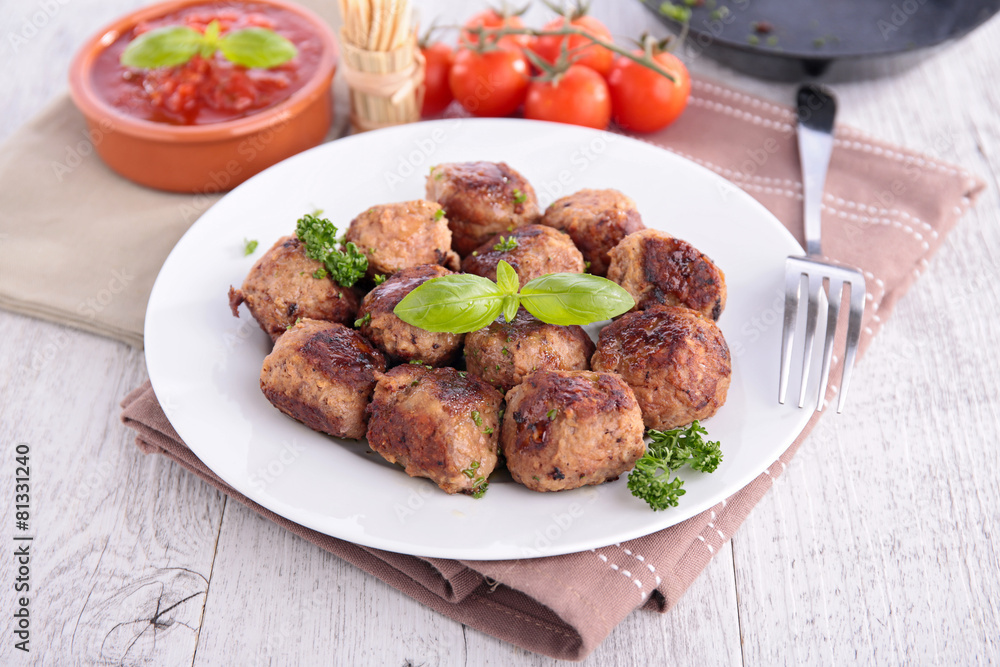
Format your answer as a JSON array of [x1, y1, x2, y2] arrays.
[[421, 42, 454, 117], [462, 9, 531, 51], [532, 15, 614, 77], [524, 65, 611, 130], [607, 51, 691, 133], [449, 46, 530, 117]]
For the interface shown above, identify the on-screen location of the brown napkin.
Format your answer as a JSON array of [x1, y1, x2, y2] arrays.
[[114, 80, 983, 661]]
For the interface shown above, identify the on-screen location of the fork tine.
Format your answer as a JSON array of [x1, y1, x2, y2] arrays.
[[815, 278, 844, 412], [797, 273, 823, 408], [779, 263, 803, 404], [837, 273, 867, 413]]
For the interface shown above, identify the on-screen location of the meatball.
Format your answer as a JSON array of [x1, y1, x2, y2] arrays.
[[591, 305, 731, 430], [540, 189, 645, 277], [426, 161, 541, 257], [465, 310, 595, 393], [607, 229, 727, 321], [344, 200, 460, 278], [260, 319, 386, 439], [228, 235, 358, 342], [366, 365, 503, 495], [501, 370, 645, 492], [461, 224, 585, 288], [357, 264, 464, 366]]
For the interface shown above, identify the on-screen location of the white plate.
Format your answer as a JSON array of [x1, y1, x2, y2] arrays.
[[145, 118, 814, 560]]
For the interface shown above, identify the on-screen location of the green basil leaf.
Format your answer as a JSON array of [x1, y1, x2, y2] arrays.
[[501, 295, 519, 323], [199, 20, 221, 59], [520, 273, 635, 325], [219, 28, 297, 69], [394, 275, 503, 333], [120, 26, 205, 69], [495, 260, 519, 295]]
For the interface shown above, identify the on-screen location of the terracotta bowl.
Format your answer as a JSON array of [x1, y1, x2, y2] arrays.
[[68, 0, 337, 193]]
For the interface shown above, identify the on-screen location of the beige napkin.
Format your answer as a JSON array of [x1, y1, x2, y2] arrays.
[[114, 81, 982, 660]]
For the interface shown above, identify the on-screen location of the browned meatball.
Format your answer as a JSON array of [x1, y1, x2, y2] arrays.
[[607, 229, 727, 321], [366, 365, 502, 495], [228, 235, 358, 342], [591, 306, 731, 430], [426, 161, 541, 257], [461, 224, 584, 288], [260, 319, 386, 439], [357, 264, 464, 366], [540, 189, 645, 277], [501, 370, 645, 492], [344, 200, 460, 278], [465, 310, 595, 393]]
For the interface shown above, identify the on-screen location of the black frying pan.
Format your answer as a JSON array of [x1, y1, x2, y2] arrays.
[[640, 0, 1000, 80]]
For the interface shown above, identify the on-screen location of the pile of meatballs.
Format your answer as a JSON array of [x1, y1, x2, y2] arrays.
[[229, 161, 731, 497]]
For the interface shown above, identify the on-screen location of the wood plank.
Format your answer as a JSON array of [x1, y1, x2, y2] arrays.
[[0, 311, 226, 664], [192, 500, 468, 667]]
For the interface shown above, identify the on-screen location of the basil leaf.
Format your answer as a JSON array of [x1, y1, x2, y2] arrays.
[[520, 273, 635, 325], [394, 275, 503, 333], [219, 28, 297, 69], [495, 260, 519, 295], [120, 26, 205, 69], [200, 20, 221, 59], [502, 295, 519, 323]]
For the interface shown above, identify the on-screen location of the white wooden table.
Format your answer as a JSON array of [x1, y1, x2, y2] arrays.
[[2, 1, 998, 664]]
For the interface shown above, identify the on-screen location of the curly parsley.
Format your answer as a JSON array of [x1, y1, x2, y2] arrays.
[[627, 421, 723, 511], [295, 213, 367, 288]]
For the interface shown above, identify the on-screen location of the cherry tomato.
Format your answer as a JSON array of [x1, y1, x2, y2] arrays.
[[524, 65, 611, 130], [607, 51, 691, 133], [449, 46, 530, 117], [421, 42, 454, 117], [532, 15, 614, 77], [462, 9, 531, 51]]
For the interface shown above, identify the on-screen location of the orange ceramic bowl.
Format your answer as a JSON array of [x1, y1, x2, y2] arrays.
[[68, 0, 337, 193]]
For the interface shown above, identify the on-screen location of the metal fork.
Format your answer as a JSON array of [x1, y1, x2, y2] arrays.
[[779, 84, 866, 413]]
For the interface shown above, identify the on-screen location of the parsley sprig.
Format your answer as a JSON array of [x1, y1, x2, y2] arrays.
[[295, 213, 367, 288], [627, 421, 723, 511]]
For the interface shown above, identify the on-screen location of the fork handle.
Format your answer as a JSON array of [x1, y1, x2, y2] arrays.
[[798, 123, 834, 257], [796, 85, 837, 258]]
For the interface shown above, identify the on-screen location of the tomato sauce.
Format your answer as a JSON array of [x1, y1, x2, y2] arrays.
[[91, 2, 324, 125]]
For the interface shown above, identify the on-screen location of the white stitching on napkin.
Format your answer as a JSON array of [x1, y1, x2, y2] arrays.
[[691, 81, 796, 120], [688, 96, 796, 132], [590, 549, 647, 596]]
